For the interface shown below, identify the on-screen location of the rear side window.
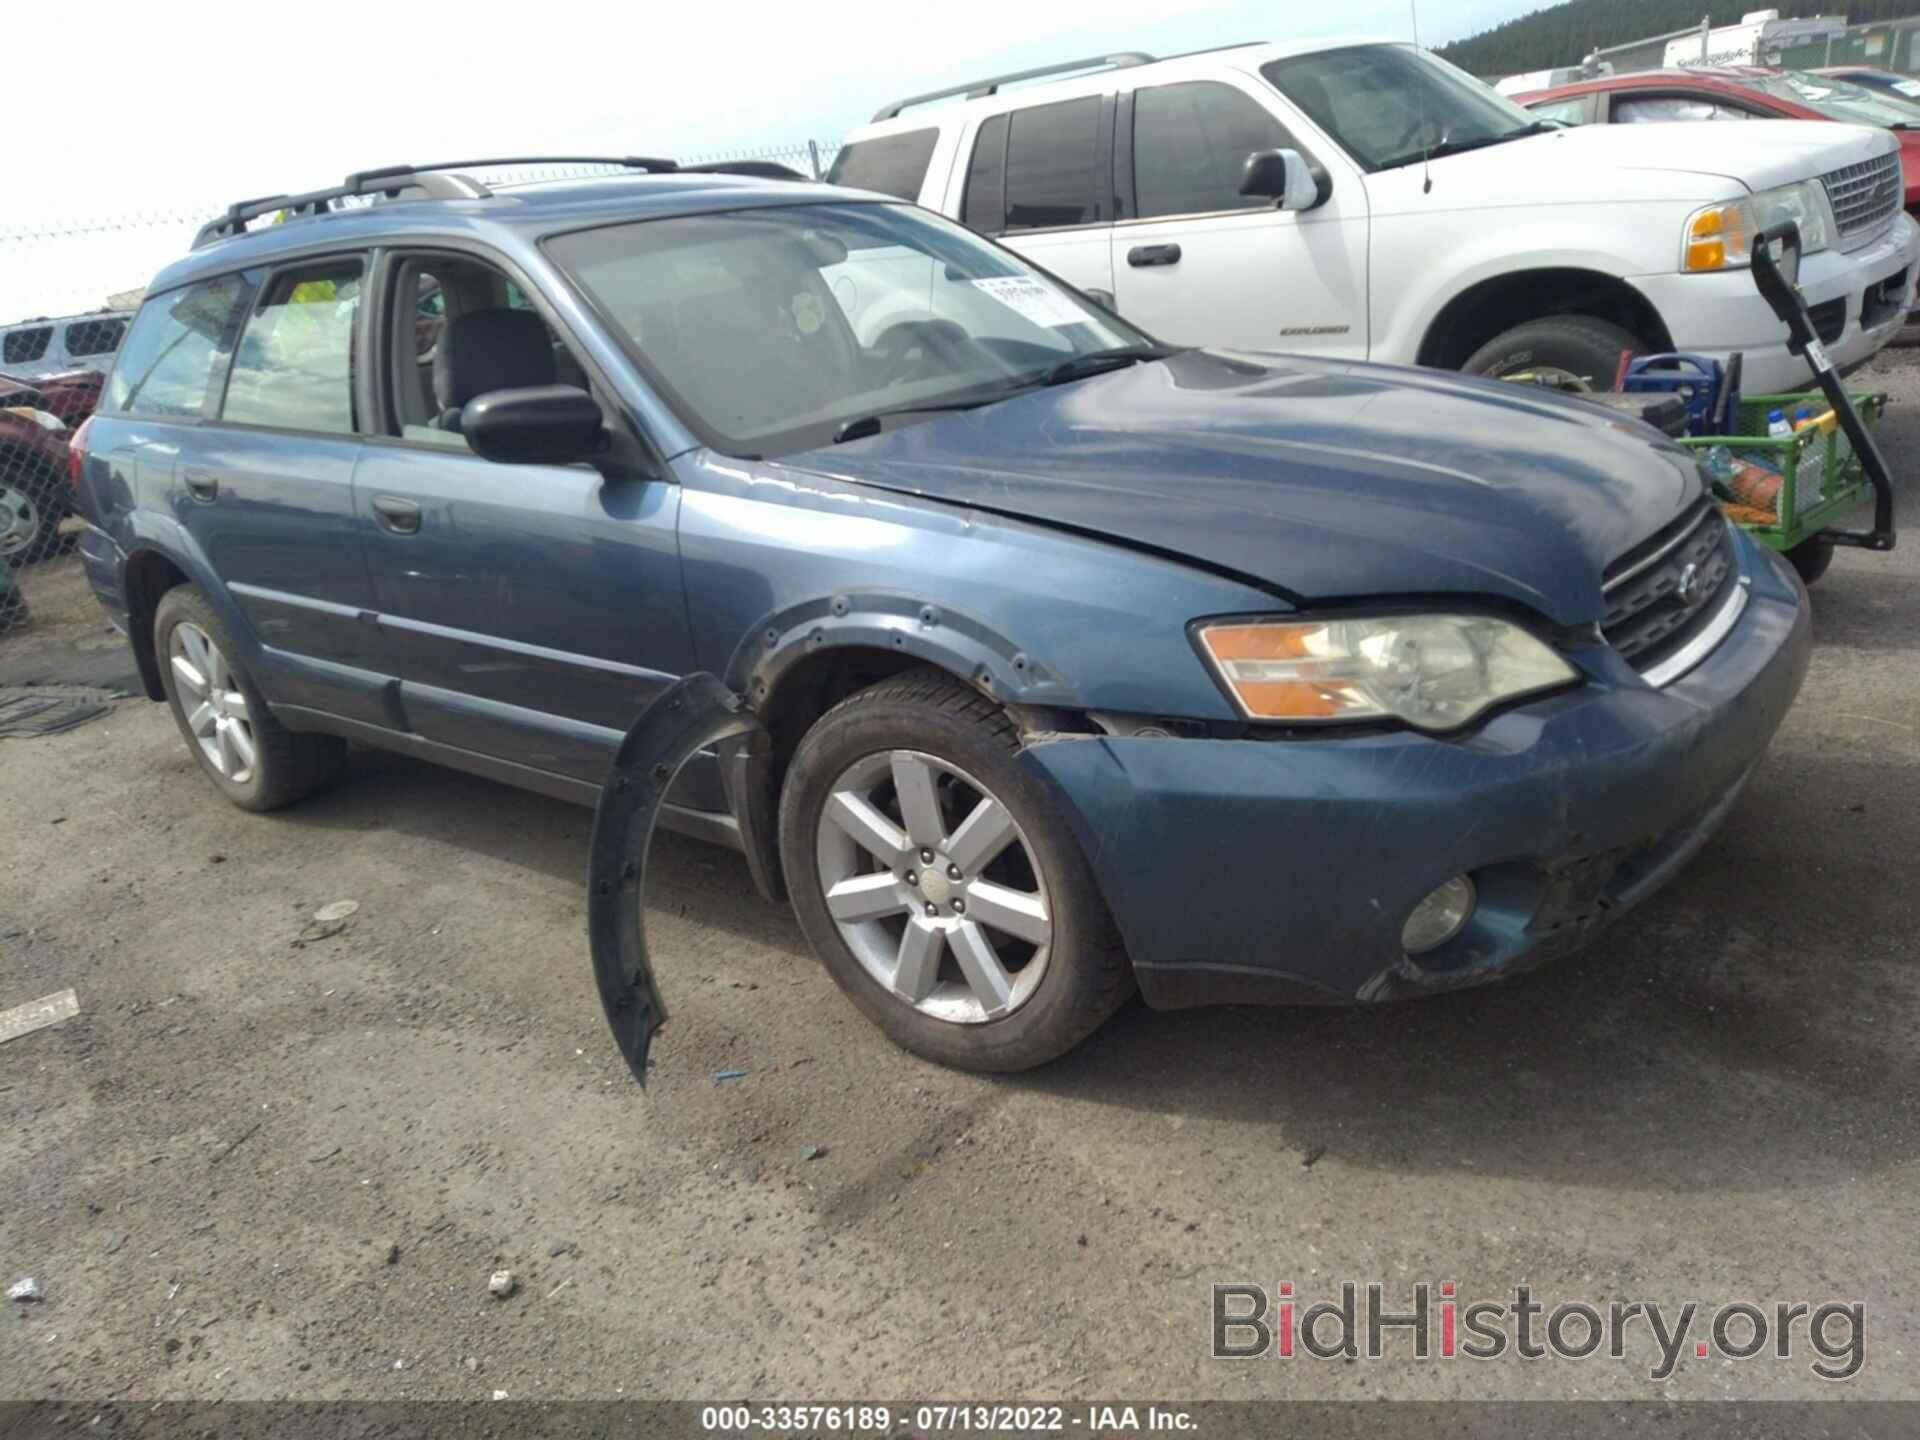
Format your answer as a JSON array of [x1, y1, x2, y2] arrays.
[[1132, 81, 1295, 219], [63, 317, 127, 358], [1614, 94, 1756, 123], [1527, 96, 1590, 126], [1003, 96, 1104, 231], [3, 326, 52, 365], [962, 113, 1010, 232], [827, 128, 938, 200], [105, 273, 258, 418], [221, 259, 364, 434]]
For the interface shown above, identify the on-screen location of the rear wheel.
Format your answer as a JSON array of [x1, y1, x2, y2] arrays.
[[1462, 316, 1647, 391], [780, 670, 1131, 1071], [0, 453, 65, 566], [153, 585, 346, 811], [1787, 536, 1835, 586]]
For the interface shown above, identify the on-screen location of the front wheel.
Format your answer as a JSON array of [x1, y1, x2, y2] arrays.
[[1462, 316, 1647, 391], [0, 454, 66, 566], [153, 585, 346, 811], [779, 671, 1132, 1071]]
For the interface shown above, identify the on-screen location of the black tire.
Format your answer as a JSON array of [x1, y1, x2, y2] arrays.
[[779, 669, 1132, 1072], [0, 451, 67, 567], [1787, 537, 1834, 586], [153, 585, 347, 812], [1461, 316, 1647, 390]]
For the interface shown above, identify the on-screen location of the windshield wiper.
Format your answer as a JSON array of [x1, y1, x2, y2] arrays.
[[832, 390, 1016, 443], [1034, 344, 1185, 387], [1376, 120, 1555, 172]]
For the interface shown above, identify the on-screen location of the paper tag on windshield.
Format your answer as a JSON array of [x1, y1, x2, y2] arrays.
[[970, 276, 1086, 328]]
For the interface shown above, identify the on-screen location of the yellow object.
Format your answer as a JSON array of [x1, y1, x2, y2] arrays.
[[1794, 408, 1836, 434]]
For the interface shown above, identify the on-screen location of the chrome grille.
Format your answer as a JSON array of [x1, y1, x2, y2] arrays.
[[1601, 501, 1738, 681], [1820, 151, 1903, 247]]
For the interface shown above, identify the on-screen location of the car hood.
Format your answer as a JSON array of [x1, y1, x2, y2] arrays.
[[1412, 118, 1896, 197], [781, 351, 1704, 627]]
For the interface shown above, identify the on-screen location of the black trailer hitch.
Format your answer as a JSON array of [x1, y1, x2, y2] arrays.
[[1751, 220, 1898, 553], [585, 673, 768, 1085]]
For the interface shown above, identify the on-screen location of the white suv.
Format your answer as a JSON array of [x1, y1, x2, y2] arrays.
[[830, 39, 1919, 393]]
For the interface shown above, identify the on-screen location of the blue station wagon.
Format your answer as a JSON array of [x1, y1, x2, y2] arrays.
[[70, 158, 1811, 1070]]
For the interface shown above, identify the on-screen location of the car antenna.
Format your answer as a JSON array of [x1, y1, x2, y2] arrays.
[[1411, 0, 1433, 194]]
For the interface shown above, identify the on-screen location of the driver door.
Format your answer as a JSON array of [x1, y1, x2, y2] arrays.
[[1110, 77, 1369, 357]]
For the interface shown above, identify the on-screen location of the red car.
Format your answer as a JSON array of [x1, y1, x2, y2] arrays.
[[0, 373, 96, 564], [1516, 68, 1920, 216]]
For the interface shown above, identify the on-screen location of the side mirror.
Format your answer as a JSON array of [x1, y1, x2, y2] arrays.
[[462, 385, 606, 466], [1239, 148, 1323, 212]]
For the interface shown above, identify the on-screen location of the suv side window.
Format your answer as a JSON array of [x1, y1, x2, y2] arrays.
[[827, 128, 939, 200], [220, 259, 365, 434], [105, 273, 258, 418], [1003, 96, 1104, 231], [1132, 81, 1295, 219], [63, 316, 128, 359], [962, 113, 1011, 233], [3, 326, 52, 365]]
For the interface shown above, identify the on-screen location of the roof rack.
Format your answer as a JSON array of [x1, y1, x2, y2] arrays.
[[678, 160, 809, 180], [190, 155, 680, 250], [871, 52, 1155, 122]]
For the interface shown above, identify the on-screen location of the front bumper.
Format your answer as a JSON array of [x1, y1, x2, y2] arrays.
[[1018, 534, 1810, 1009], [1633, 213, 1920, 394]]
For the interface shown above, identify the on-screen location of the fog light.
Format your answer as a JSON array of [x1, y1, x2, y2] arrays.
[[1402, 874, 1476, 954]]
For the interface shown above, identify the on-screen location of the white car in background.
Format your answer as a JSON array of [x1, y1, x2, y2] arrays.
[[830, 38, 1919, 393]]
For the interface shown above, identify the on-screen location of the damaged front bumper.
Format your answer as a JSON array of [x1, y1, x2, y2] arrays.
[[1017, 539, 1812, 1009]]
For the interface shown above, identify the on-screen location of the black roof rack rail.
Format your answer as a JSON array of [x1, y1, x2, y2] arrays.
[[678, 160, 808, 180], [191, 155, 680, 251], [871, 52, 1155, 122]]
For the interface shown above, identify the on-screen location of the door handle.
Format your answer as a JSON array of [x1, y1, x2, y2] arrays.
[[1127, 243, 1182, 268], [183, 471, 218, 502], [371, 495, 421, 536]]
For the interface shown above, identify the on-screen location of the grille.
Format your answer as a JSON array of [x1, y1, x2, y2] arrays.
[[1820, 151, 1903, 247], [1601, 501, 1738, 677]]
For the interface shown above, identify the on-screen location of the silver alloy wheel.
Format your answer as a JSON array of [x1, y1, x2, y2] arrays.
[[0, 483, 38, 556], [167, 621, 257, 783], [815, 749, 1053, 1025]]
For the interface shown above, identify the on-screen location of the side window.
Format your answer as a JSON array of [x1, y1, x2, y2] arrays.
[[3, 326, 52, 365], [1528, 97, 1590, 126], [63, 317, 128, 358], [962, 113, 1010, 233], [826, 128, 939, 200], [1003, 96, 1104, 231], [220, 259, 364, 434], [1132, 81, 1295, 219], [1615, 95, 1754, 123], [104, 273, 258, 418]]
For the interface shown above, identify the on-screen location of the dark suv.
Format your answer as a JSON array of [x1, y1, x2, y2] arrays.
[[74, 158, 1810, 1070]]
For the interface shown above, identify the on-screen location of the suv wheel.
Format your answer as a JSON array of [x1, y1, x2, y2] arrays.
[[154, 585, 346, 812], [0, 454, 65, 566], [1462, 316, 1647, 391], [779, 670, 1131, 1072]]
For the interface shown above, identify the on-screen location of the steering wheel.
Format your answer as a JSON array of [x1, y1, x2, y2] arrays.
[[871, 318, 973, 385]]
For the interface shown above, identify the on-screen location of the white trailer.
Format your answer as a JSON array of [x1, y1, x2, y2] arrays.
[[1662, 9, 1846, 70]]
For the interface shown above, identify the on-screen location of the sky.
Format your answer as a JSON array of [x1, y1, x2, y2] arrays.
[[0, 0, 1542, 321]]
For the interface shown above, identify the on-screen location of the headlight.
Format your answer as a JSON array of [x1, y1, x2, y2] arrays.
[[1683, 181, 1833, 272], [1195, 614, 1578, 731]]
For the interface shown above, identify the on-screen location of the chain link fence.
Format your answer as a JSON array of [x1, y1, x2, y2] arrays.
[[0, 142, 840, 652]]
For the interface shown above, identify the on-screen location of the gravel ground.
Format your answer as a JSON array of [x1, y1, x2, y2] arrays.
[[1, 355, 1917, 1405]]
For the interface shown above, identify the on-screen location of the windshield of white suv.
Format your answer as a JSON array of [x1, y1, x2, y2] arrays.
[[546, 202, 1157, 458], [1748, 70, 1920, 128], [1261, 43, 1547, 171]]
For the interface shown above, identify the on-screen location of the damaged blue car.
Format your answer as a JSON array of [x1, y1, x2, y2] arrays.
[[73, 160, 1809, 1070]]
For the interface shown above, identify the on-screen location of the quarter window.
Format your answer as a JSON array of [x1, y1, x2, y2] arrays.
[[63, 316, 128, 358], [827, 128, 939, 200], [221, 260, 364, 434], [1133, 81, 1295, 219], [105, 273, 258, 418], [1002, 96, 1104, 231], [3, 326, 52, 365], [962, 113, 1010, 233]]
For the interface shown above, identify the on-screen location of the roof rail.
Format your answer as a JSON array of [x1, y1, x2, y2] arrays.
[[678, 160, 809, 180], [871, 52, 1155, 122], [190, 155, 680, 250]]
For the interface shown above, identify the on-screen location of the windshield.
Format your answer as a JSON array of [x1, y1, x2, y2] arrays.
[[1261, 43, 1541, 171], [546, 202, 1151, 458], [1749, 69, 1920, 127]]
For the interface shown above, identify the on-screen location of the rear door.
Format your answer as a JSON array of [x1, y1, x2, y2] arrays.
[[1110, 77, 1368, 356], [956, 95, 1116, 304], [351, 249, 692, 793], [183, 254, 386, 723]]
